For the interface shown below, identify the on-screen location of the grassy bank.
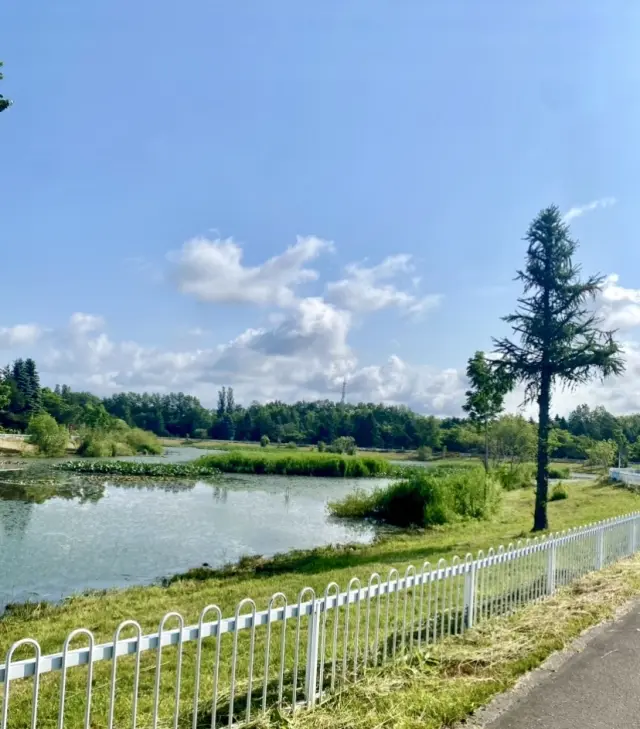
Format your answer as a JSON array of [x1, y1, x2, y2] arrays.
[[0, 481, 638, 729], [193, 450, 395, 477], [284, 557, 640, 729]]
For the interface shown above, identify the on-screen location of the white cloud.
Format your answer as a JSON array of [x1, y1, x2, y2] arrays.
[[68, 313, 105, 335], [563, 197, 616, 222], [5, 266, 640, 418], [0, 324, 42, 349], [168, 234, 333, 307], [326, 254, 442, 317], [598, 275, 640, 330]]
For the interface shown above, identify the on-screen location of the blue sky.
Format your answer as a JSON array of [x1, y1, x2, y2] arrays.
[[2, 1, 640, 414]]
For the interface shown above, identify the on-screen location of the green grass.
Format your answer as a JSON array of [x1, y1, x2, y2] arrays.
[[329, 467, 501, 527], [77, 427, 163, 457], [0, 481, 638, 729], [193, 450, 395, 477]]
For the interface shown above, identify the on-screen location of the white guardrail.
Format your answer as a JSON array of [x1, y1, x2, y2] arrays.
[[610, 468, 640, 487], [1, 513, 639, 728]]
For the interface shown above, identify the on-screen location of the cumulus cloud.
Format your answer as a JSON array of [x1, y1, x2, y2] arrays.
[[6, 265, 640, 418], [68, 313, 105, 335], [326, 254, 442, 317], [599, 275, 640, 330], [0, 324, 42, 349], [168, 234, 333, 307], [563, 197, 616, 222]]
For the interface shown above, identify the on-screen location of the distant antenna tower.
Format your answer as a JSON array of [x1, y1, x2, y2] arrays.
[[341, 378, 347, 405]]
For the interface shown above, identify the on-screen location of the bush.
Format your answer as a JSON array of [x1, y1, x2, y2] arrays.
[[77, 426, 162, 457], [26, 413, 69, 457], [317, 440, 326, 452], [329, 467, 501, 527], [416, 445, 432, 461], [192, 429, 208, 440], [283, 441, 298, 449], [260, 435, 270, 448], [329, 436, 357, 455], [548, 464, 571, 479], [494, 463, 535, 490], [550, 482, 569, 501], [123, 428, 163, 454]]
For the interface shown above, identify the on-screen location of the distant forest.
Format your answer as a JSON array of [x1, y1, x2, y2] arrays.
[[2, 358, 640, 458]]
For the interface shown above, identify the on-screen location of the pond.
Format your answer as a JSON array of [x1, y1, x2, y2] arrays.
[[0, 469, 386, 611]]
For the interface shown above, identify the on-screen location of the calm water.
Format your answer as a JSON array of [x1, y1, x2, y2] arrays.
[[0, 466, 385, 609]]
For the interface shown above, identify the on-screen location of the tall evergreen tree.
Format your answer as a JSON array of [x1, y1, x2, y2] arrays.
[[23, 358, 42, 412], [216, 387, 227, 418], [493, 205, 624, 531], [226, 387, 235, 413]]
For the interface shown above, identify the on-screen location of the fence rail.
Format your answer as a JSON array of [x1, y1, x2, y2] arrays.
[[610, 468, 640, 487], [1, 512, 639, 729]]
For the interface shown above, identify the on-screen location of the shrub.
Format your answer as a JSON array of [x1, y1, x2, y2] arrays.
[[548, 464, 571, 479], [77, 426, 162, 457], [416, 445, 432, 461], [26, 413, 69, 457], [550, 482, 569, 501], [123, 428, 163, 454], [329, 467, 500, 527], [329, 436, 357, 455], [283, 441, 298, 449], [317, 440, 326, 452], [494, 463, 535, 490], [193, 429, 208, 440], [260, 435, 270, 448]]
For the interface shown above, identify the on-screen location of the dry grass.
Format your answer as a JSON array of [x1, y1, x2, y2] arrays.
[[275, 558, 640, 729]]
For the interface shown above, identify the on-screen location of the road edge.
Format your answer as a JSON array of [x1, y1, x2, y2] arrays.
[[457, 594, 640, 728]]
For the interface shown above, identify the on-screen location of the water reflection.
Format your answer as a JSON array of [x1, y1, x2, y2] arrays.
[[0, 470, 382, 610]]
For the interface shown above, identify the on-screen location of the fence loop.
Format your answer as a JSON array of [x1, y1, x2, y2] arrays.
[[229, 599, 257, 725], [59, 629, 95, 729], [3, 638, 41, 729], [108, 619, 142, 729], [152, 612, 184, 729], [194, 605, 222, 729]]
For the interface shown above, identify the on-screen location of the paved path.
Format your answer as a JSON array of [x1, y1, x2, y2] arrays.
[[472, 602, 640, 728]]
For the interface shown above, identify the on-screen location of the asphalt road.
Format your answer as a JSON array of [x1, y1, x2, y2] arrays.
[[479, 602, 640, 728]]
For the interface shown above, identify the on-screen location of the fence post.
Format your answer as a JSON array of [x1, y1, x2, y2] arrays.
[[463, 560, 476, 631], [596, 526, 605, 570], [305, 599, 321, 707], [546, 539, 556, 596]]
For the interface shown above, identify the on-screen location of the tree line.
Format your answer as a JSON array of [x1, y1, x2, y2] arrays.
[[0, 358, 637, 461]]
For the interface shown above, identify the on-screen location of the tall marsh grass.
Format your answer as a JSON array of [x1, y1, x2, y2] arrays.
[[194, 450, 393, 477], [329, 466, 501, 527], [76, 427, 163, 457]]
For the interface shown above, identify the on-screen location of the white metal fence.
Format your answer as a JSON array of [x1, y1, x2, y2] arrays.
[[1, 512, 639, 729], [610, 468, 640, 487]]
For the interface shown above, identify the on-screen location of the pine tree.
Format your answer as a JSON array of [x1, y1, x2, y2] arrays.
[[226, 387, 235, 414], [24, 358, 42, 412], [493, 205, 624, 531], [216, 387, 226, 418]]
